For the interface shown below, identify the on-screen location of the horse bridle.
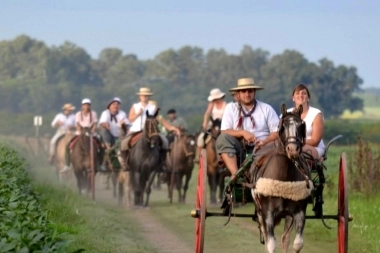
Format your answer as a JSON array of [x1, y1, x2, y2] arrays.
[[279, 114, 306, 150], [144, 118, 160, 141]]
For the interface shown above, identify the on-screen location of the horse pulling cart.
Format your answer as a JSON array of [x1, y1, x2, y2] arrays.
[[191, 134, 353, 253]]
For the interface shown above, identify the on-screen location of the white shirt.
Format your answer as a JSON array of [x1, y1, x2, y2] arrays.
[[211, 102, 226, 120], [75, 111, 98, 128], [221, 101, 279, 141], [99, 109, 129, 137], [129, 102, 157, 132], [287, 106, 325, 152], [51, 113, 76, 131]]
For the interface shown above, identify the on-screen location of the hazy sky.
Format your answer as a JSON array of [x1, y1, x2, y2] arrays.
[[1, 0, 379, 87]]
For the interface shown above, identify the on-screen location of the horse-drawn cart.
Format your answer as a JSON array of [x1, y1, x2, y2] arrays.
[[191, 134, 353, 253]]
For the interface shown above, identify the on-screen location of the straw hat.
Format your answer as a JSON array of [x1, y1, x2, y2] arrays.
[[81, 98, 91, 104], [61, 103, 75, 111], [229, 78, 263, 92], [136, 87, 154, 96], [107, 97, 121, 109], [207, 88, 225, 102]]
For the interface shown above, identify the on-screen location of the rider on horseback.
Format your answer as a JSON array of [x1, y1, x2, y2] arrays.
[[194, 88, 227, 162], [120, 88, 180, 171], [61, 98, 105, 173], [215, 78, 279, 182], [166, 108, 188, 145], [48, 103, 76, 164]]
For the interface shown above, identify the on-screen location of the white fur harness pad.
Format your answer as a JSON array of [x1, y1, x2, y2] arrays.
[[253, 178, 313, 201]]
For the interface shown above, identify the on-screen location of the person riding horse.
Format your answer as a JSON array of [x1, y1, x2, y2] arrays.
[[119, 88, 180, 171], [99, 97, 130, 149], [61, 98, 105, 173], [195, 88, 227, 162], [47, 103, 76, 164], [98, 97, 130, 171], [215, 78, 279, 182], [166, 108, 188, 145]]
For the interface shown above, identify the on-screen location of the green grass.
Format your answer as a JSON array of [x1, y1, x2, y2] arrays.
[[35, 183, 156, 253]]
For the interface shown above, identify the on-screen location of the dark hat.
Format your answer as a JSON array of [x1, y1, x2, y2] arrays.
[[167, 109, 176, 114], [107, 97, 121, 109]]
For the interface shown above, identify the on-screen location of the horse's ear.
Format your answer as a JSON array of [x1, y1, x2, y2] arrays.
[[281, 104, 287, 116], [209, 116, 214, 123], [145, 110, 149, 117], [154, 108, 160, 118], [297, 105, 303, 117]]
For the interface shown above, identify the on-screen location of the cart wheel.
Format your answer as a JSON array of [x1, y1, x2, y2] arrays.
[[338, 152, 348, 253], [194, 149, 207, 253]]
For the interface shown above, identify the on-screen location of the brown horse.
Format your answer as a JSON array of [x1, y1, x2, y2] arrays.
[[71, 127, 99, 195], [251, 104, 310, 253], [55, 131, 74, 182], [166, 133, 196, 203], [206, 117, 224, 204]]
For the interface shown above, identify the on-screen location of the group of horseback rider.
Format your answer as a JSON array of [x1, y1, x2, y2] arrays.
[[48, 87, 186, 174], [48, 77, 325, 181]]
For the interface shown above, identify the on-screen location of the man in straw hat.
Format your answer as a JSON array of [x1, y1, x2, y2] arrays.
[[194, 88, 227, 162], [98, 97, 130, 150], [48, 103, 76, 164], [215, 78, 279, 182], [120, 88, 180, 171]]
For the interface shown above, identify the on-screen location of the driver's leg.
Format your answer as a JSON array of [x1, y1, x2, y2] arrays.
[[216, 133, 242, 182], [120, 133, 133, 171], [194, 132, 206, 163], [48, 131, 61, 164]]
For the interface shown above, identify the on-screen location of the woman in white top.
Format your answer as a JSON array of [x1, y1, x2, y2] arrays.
[[195, 88, 227, 162], [289, 84, 325, 159]]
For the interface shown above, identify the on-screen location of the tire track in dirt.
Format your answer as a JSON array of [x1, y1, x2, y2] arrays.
[[94, 176, 193, 253]]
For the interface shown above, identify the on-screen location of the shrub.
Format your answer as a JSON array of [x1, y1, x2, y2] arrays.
[[0, 145, 67, 252]]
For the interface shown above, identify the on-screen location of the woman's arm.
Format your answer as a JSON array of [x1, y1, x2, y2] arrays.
[[202, 102, 213, 130], [128, 105, 143, 122], [307, 113, 324, 146]]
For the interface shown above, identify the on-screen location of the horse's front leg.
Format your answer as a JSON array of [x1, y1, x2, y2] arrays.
[[112, 171, 118, 198], [182, 171, 192, 203], [292, 210, 306, 253], [263, 210, 276, 253], [144, 170, 157, 207], [281, 215, 294, 253]]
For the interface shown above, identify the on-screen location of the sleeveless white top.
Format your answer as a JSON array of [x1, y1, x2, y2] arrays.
[[211, 102, 226, 120], [288, 106, 325, 157], [129, 102, 157, 132]]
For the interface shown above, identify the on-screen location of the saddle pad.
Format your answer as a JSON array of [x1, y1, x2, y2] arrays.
[[129, 132, 143, 148]]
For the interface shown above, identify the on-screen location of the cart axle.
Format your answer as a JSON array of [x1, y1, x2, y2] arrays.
[[191, 209, 353, 222]]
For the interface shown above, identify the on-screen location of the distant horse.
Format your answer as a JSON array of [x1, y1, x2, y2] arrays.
[[251, 104, 311, 253], [127, 110, 162, 207], [71, 127, 99, 195], [166, 132, 196, 203], [55, 131, 74, 181], [206, 117, 224, 204]]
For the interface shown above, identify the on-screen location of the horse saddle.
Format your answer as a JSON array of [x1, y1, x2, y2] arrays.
[[129, 131, 143, 148]]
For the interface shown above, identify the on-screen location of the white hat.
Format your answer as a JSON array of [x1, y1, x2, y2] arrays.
[[229, 78, 263, 91], [136, 87, 154, 96], [107, 97, 121, 108], [82, 98, 91, 104], [207, 88, 225, 102]]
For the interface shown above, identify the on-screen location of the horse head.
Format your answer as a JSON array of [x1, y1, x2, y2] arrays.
[[279, 104, 306, 160], [143, 109, 161, 148], [209, 117, 222, 138], [79, 126, 92, 154]]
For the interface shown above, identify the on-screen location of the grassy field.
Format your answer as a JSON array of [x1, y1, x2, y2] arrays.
[[1, 134, 380, 252]]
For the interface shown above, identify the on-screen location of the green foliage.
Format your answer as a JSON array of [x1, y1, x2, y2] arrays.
[[0, 35, 366, 134], [324, 119, 380, 144], [0, 145, 69, 252]]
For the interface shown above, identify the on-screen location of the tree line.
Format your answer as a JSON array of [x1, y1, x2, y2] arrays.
[[0, 35, 364, 134]]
